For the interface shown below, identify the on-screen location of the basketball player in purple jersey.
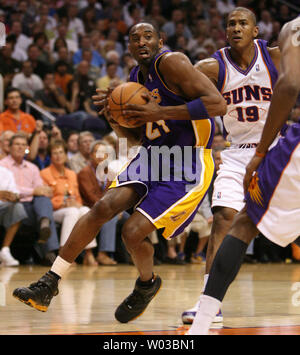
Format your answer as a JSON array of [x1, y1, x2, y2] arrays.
[[182, 7, 281, 324], [13, 23, 226, 323], [187, 15, 300, 335]]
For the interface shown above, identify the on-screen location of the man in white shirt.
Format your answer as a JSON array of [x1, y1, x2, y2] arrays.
[[12, 61, 44, 100], [0, 166, 27, 266]]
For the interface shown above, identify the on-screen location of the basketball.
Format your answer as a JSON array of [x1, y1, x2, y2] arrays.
[[108, 82, 150, 128]]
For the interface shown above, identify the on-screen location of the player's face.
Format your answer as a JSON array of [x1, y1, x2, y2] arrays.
[[128, 24, 163, 66], [226, 11, 258, 48]]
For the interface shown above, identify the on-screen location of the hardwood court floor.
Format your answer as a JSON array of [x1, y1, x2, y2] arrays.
[[1, 262, 300, 335]]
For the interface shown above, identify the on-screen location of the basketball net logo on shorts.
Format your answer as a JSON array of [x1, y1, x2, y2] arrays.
[[248, 173, 264, 206], [0, 22, 6, 47], [94, 138, 202, 192]]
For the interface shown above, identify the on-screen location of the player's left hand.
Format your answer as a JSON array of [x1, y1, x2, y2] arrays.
[[123, 93, 161, 123], [243, 154, 264, 196]]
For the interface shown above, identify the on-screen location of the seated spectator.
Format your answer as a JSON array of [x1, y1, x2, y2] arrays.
[[101, 50, 125, 80], [12, 60, 44, 100], [66, 4, 85, 42], [77, 140, 117, 265], [81, 48, 102, 82], [34, 72, 70, 118], [0, 42, 22, 90], [96, 62, 124, 91], [69, 131, 95, 173], [0, 130, 15, 159], [66, 131, 79, 160], [40, 139, 97, 265], [27, 43, 53, 80], [72, 35, 105, 68], [28, 123, 63, 170], [33, 32, 54, 65], [49, 23, 78, 56], [9, 20, 32, 55], [0, 133, 59, 265], [0, 165, 28, 266], [0, 88, 36, 135], [54, 60, 73, 96]]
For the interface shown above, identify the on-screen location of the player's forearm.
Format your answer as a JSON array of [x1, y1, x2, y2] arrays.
[[160, 95, 226, 121], [257, 76, 299, 154]]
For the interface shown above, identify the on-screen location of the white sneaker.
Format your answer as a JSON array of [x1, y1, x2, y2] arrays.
[[182, 300, 223, 324], [0, 247, 19, 267]]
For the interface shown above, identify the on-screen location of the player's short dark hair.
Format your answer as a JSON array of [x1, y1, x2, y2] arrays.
[[128, 22, 162, 39], [227, 7, 257, 26]]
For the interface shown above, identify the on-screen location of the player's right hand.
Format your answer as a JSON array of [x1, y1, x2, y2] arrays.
[[243, 154, 264, 196]]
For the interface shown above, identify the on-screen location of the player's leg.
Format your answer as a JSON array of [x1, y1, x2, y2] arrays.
[[188, 208, 258, 334], [182, 206, 236, 324], [12, 186, 141, 311], [114, 211, 162, 323]]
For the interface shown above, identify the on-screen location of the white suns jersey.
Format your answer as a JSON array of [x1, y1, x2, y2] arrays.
[[212, 39, 278, 145]]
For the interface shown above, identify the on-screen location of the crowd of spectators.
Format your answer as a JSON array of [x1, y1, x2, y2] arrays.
[[0, 0, 299, 267]]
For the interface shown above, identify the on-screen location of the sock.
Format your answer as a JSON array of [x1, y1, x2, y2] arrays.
[[50, 256, 72, 279], [204, 235, 248, 302], [202, 274, 209, 292], [188, 294, 221, 335], [137, 273, 155, 287]]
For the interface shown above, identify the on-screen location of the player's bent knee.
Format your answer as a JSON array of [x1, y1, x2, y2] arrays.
[[122, 222, 146, 251]]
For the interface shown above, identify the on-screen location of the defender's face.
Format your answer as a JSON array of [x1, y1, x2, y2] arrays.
[[226, 11, 258, 48], [128, 24, 163, 66]]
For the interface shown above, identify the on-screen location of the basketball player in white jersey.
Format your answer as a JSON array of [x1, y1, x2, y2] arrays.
[[187, 15, 300, 335], [182, 7, 281, 324]]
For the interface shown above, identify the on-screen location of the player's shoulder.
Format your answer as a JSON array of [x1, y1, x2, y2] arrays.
[[159, 51, 191, 66]]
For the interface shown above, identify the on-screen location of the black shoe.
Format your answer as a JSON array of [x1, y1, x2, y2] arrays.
[[115, 275, 162, 323], [12, 272, 59, 312]]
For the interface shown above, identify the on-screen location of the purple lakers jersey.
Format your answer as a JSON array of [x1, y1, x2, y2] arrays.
[[129, 50, 215, 149]]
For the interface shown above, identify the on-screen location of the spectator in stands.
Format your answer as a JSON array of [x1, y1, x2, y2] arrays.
[[101, 50, 125, 81], [0, 88, 36, 135], [33, 32, 54, 65], [77, 140, 118, 265], [27, 43, 53, 80], [0, 131, 15, 159], [50, 23, 78, 56], [40, 139, 97, 265], [34, 72, 70, 118], [0, 133, 59, 265], [54, 60, 73, 96], [66, 131, 79, 160], [66, 4, 85, 42], [258, 10, 273, 41], [28, 123, 63, 170], [0, 41, 22, 90], [54, 46, 74, 74], [12, 60, 44, 100], [9, 20, 32, 55], [79, 0, 106, 22], [96, 62, 123, 91], [69, 131, 95, 173], [81, 49, 102, 82], [0, 165, 28, 266], [162, 8, 192, 40], [72, 35, 105, 68]]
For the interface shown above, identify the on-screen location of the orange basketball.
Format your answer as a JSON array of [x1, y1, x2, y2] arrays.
[[108, 82, 149, 128]]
